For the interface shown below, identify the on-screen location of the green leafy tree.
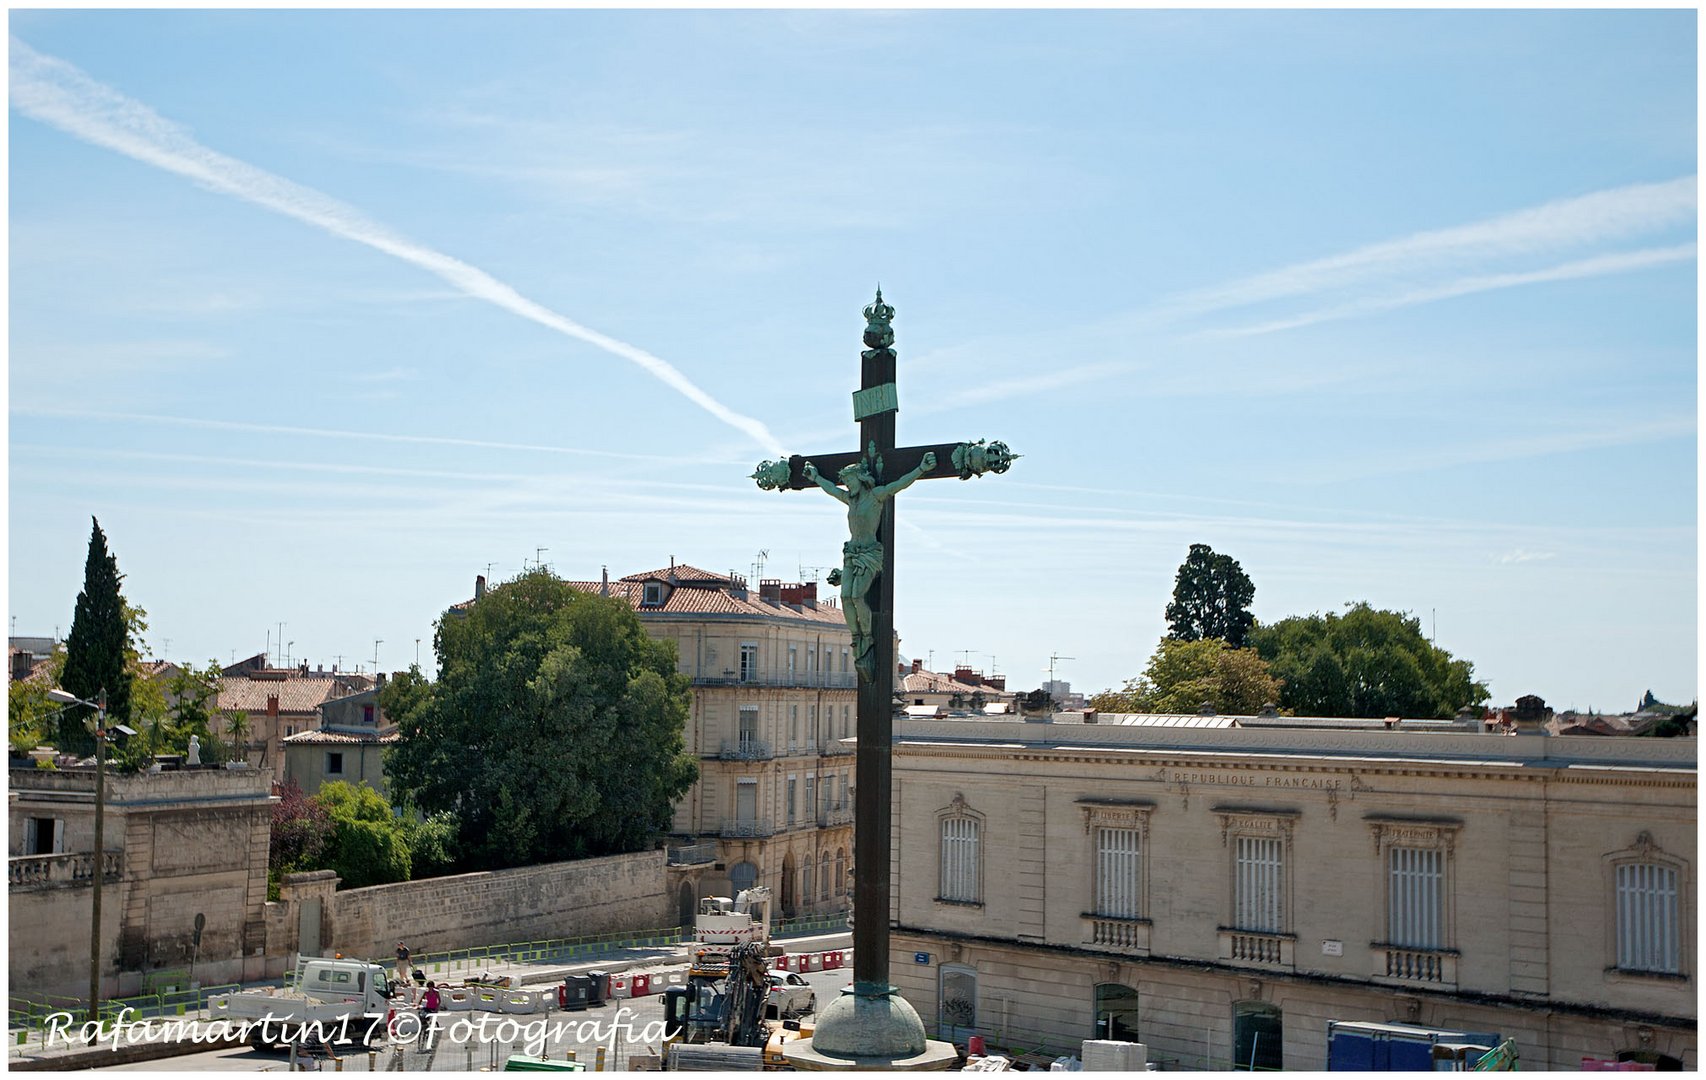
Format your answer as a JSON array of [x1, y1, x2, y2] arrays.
[[387, 569, 699, 871], [9, 644, 66, 753], [1250, 602, 1488, 719], [314, 781, 412, 888], [1164, 544, 1257, 648], [1089, 638, 1281, 715], [59, 518, 135, 753]]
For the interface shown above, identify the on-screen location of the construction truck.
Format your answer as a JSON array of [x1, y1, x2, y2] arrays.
[[660, 942, 773, 1069], [690, 887, 780, 965]]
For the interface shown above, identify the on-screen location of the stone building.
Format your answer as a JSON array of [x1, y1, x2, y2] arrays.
[[9, 763, 273, 999], [216, 656, 373, 781], [569, 564, 856, 923], [900, 659, 1015, 718], [282, 682, 398, 798], [887, 713, 1695, 1070]]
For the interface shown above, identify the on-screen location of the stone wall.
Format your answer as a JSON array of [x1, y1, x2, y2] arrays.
[[8, 766, 273, 999], [268, 851, 673, 966]]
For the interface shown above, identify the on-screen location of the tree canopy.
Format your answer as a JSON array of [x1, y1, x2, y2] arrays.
[[1164, 544, 1256, 648], [315, 781, 412, 888], [1089, 638, 1281, 716], [59, 518, 134, 753], [1250, 602, 1488, 719], [386, 570, 698, 872]]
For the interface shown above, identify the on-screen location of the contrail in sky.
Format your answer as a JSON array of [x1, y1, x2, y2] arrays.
[[8, 37, 786, 456]]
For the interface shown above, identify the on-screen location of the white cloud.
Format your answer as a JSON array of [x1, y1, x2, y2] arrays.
[[1498, 549, 1557, 564], [9, 36, 785, 456]]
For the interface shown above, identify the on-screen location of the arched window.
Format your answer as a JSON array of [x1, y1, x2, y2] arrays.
[[730, 861, 758, 895], [1094, 983, 1139, 1043], [939, 965, 977, 1045], [1233, 1001, 1282, 1071], [1606, 833, 1688, 977], [780, 852, 798, 918], [678, 882, 697, 928], [835, 849, 847, 896], [803, 861, 814, 909], [820, 852, 831, 901]]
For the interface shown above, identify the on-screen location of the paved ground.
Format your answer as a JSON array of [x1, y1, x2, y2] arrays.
[[97, 964, 855, 1072], [14, 932, 852, 1072]]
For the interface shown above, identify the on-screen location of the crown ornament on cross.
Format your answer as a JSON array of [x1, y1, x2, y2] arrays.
[[862, 287, 896, 351]]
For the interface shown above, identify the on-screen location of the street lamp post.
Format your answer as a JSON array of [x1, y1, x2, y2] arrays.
[[46, 687, 124, 1025]]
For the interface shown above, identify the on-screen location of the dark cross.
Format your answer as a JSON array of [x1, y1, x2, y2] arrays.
[[752, 290, 1014, 1000]]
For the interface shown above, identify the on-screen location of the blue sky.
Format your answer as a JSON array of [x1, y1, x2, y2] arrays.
[[8, 9, 1696, 711]]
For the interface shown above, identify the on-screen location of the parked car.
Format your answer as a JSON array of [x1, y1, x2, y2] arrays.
[[766, 970, 815, 1019]]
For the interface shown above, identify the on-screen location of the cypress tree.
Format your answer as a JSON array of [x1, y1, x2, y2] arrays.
[[59, 517, 132, 753]]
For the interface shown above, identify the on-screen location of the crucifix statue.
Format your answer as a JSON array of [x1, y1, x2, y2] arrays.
[[752, 290, 1014, 1063]]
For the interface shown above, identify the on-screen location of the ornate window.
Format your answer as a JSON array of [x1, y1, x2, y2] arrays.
[[1607, 832, 1687, 978], [1080, 801, 1153, 920], [1079, 801, 1153, 953], [1215, 809, 1297, 934], [937, 794, 984, 904], [1368, 817, 1461, 986]]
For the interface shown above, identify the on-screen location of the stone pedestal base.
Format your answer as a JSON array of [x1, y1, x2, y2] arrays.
[[782, 984, 959, 1071]]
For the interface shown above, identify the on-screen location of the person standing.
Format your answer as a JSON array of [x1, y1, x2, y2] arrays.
[[394, 941, 411, 984]]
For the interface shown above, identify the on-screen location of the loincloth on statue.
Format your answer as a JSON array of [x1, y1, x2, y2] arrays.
[[839, 539, 883, 600]]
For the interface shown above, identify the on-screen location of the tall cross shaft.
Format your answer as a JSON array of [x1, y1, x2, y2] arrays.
[[752, 291, 1014, 1002]]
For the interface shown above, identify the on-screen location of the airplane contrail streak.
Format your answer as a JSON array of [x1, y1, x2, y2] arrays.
[[9, 37, 786, 456]]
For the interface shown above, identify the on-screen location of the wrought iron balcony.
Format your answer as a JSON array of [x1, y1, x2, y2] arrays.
[[717, 739, 774, 761], [720, 819, 776, 839], [666, 842, 719, 866], [819, 740, 855, 757], [817, 805, 854, 827], [9, 851, 122, 890], [693, 672, 858, 690]]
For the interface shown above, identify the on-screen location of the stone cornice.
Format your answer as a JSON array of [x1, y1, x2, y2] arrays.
[[893, 740, 1695, 789]]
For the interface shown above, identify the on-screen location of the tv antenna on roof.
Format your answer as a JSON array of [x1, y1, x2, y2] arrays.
[[752, 550, 769, 582], [1044, 653, 1076, 686]]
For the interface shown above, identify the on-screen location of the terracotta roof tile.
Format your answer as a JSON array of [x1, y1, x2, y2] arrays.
[[218, 675, 369, 714], [282, 730, 399, 746], [618, 564, 731, 584]]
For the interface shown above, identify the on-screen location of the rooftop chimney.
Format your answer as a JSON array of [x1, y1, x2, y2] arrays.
[[954, 665, 981, 687], [601, 566, 609, 598], [986, 675, 1006, 691], [475, 574, 487, 600], [912, 658, 925, 674], [779, 582, 817, 609], [267, 694, 280, 717], [759, 578, 782, 604]]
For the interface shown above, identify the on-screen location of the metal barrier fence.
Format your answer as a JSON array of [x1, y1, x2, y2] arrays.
[[8, 912, 849, 1054], [8, 983, 241, 1053]]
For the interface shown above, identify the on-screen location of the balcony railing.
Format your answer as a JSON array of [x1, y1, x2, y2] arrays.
[[717, 739, 774, 761], [819, 741, 855, 757], [720, 819, 775, 839], [9, 851, 122, 890], [817, 806, 854, 827], [693, 673, 858, 690], [1218, 929, 1295, 970], [666, 842, 719, 866], [1082, 914, 1152, 955], [1374, 944, 1458, 987]]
